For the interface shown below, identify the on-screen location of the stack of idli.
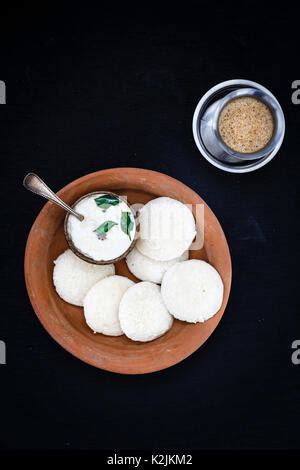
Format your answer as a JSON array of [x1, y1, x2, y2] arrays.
[[126, 248, 189, 284], [136, 196, 196, 261], [126, 197, 195, 283], [161, 259, 224, 323], [84, 275, 134, 336], [53, 249, 115, 306], [52, 196, 224, 343], [119, 281, 173, 341], [53, 250, 134, 337]]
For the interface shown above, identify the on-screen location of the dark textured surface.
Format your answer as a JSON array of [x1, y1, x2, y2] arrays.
[[0, 3, 299, 451]]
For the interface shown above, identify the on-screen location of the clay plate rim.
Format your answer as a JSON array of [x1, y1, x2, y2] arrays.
[[24, 168, 232, 374]]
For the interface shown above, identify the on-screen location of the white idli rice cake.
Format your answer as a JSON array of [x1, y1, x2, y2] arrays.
[[126, 247, 189, 284], [119, 281, 173, 342], [84, 275, 134, 336], [53, 249, 115, 306], [161, 259, 223, 323], [136, 197, 196, 261]]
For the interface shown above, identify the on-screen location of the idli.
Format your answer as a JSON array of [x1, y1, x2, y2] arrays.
[[119, 281, 173, 342], [53, 249, 115, 306], [126, 247, 189, 284], [161, 259, 223, 323], [136, 197, 196, 261], [84, 275, 134, 335]]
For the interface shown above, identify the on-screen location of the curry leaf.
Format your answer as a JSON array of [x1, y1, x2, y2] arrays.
[[94, 194, 120, 210], [121, 211, 134, 240], [94, 220, 118, 239]]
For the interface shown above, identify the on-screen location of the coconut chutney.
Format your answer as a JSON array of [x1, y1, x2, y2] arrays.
[[66, 193, 136, 262]]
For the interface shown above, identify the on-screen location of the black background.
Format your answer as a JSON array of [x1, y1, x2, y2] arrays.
[[0, 2, 299, 453]]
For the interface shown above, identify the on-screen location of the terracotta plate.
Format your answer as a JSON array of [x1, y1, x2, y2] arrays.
[[24, 168, 232, 374]]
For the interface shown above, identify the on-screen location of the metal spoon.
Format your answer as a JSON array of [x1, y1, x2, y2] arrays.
[[23, 172, 84, 221]]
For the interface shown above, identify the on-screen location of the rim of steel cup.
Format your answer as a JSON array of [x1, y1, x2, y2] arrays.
[[192, 79, 285, 173]]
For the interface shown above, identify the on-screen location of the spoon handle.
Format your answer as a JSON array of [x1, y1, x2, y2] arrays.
[[23, 173, 84, 221]]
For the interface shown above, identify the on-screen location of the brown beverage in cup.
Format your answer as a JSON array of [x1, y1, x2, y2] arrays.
[[218, 96, 274, 154]]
